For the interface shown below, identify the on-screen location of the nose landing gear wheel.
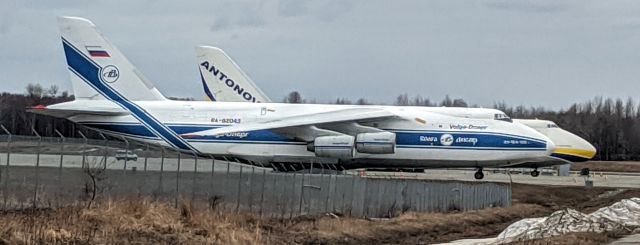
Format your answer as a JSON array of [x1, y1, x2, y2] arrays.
[[531, 169, 540, 177], [474, 168, 484, 180]]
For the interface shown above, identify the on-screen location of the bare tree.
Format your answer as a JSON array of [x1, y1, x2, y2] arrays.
[[452, 98, 468, 107], [84, 157, 112, 208], [26, 83, 44, 99], [47, 85, 59, 97], [283, 91, 303, 103], [356, 98, 368, 105], [335, 98, 352, 104], [395, 93, 409, 106], [440, 95, 453, 107]]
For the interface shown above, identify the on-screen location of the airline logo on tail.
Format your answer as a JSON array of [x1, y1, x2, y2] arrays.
[[200, 61, 259, 102], [101, 65, 119, 83]]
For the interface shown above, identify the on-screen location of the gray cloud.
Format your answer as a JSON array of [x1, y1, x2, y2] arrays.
[[210, 14, 266, 31], [208, 1, 269, 31], [484, 0, 568, 13], [1, 0, 640, 109], [313, 1, 353, 22], [277, 0, 353, 22], [277, 0, 311, 17], [0, 1, 18, 35]]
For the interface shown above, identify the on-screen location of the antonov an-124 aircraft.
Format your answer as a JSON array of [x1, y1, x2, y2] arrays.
[[195, 46, 597, 168], [31, 17, 567, 180]]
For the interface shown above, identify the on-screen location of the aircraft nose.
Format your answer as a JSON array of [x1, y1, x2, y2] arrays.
[[585, 142, 597, 156], [550, 130, 597, 162], [578, 138, 597, 160], [580, 139, 597, 157]]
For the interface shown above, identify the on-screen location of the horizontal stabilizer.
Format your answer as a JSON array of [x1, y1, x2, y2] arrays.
[[27, 103, 129, 118]]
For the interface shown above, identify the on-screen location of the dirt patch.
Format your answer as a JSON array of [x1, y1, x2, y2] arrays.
[[260, 184, 640, 244], [261, 203, 547, 244], [511, 183, 640, 213], [571, 161, 640, 173]]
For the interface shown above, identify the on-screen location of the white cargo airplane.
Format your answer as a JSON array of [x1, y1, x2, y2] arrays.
[[195, 46, 598, 167], [31, 17, 563, 180]]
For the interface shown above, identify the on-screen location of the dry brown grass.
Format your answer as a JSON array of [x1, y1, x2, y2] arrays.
[[262, 203, 547, 244], [0, 184, 637, 244], [0, 198, 263, 244]]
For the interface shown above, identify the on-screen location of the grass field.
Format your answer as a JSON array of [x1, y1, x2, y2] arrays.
[[0, 184, 637, 244]]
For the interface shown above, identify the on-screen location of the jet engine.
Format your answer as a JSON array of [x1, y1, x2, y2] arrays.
[[311, 135, 355, 159], [355, 132, 396, 154]]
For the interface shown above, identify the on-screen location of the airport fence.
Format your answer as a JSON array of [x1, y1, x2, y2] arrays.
[[0, 128, 511, 218]]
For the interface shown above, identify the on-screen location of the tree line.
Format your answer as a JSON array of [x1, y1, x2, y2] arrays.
[[1, 84, 638, 160], [0, 84, 81, 138]]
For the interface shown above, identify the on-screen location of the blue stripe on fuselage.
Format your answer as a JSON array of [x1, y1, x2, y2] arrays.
[[387, 129, 547, 145], [79, 122, 547, 150], [395, 131, 546, 149], [62, 38, 198, 153]]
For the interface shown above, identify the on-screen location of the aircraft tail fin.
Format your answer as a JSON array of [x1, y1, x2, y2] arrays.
[[196, 46, 271, 103], [57, 16, 166, 101]]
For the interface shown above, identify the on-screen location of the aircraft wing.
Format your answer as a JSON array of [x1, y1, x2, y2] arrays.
[[183, 108, 397, 138]]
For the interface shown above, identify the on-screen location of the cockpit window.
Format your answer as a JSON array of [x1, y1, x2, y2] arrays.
[[494, 113, 512, 122], [547, 124, 559, 128]]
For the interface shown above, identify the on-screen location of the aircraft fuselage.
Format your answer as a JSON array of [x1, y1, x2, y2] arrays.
[[56, 100, 555, 169]]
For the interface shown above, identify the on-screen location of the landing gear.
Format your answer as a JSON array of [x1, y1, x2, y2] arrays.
[[474, 168, 484, 180], [531, 169, 540, 177]]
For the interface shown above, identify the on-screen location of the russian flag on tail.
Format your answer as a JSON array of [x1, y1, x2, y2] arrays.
[[85, 46, 110, 57]]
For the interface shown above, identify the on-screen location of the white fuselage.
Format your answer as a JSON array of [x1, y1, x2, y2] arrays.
[[54, 100, 555, 169]]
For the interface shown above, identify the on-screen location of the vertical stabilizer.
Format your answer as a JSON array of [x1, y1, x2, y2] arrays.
[[196, 46, 271, 103], [58, 16, 166, 101]]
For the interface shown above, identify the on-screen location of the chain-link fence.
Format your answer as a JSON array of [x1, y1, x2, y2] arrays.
[[0, 130, 511, 218]]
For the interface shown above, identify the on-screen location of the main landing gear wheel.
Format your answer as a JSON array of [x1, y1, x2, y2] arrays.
[[531, 169, 540, 177], [474, 168, 484, 180]]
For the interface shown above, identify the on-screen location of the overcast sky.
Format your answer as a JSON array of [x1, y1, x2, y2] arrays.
[[2, 0, 640, 109]]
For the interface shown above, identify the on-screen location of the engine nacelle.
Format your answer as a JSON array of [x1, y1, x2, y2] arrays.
[[313, 135, 355, 159], [355, 132, 396, 154]]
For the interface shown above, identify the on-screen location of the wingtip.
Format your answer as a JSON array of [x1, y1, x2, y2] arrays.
[[30, 104, 47, 110]]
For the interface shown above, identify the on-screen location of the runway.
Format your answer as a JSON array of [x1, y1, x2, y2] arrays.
[[364, 169, 640, 189]]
